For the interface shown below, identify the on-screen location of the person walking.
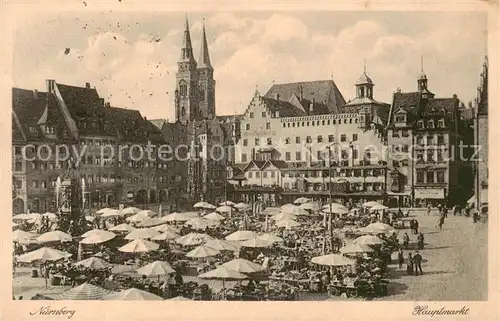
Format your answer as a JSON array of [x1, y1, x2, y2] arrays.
[[414, 219, 419, 234], [397, 248, 405, 269], [414, 251, 423, 276], [439, 212, 445, 230], [427, 204, 432, 216], [403, 232, 410, 249], [407, 252, 414, 275], [417, 232, 424, 250]]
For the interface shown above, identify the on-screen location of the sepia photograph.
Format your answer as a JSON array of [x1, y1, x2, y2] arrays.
[[4, 2, 496, 316]]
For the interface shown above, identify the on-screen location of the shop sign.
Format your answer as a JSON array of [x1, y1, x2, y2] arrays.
[[414, 188, 444, 199]]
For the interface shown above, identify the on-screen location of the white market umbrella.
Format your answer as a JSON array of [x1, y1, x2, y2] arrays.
[[225, 230, 257, 241], [57, 283, 111, 300], [299, 202, 320, 211], [151, 231, 179, 241], [280, 204, 308, 216], [137, 260, 174, 276], [75, 257, 112, 270], [12, 213, 32, 221], [125, 228, 160, 240], [193, 201, 216, 209], [186, 244, 220, 258], [162, 212, 197, 222], [257, 233, 284, 243], [240, 237, 274, 248], [168, 296, 191, 301], [322, 203, 349, 214], [340, 243, 374, 254], [42, 212, 58, 220], [222, 258, 265, 273], [139, 218, 165, 228], [311, 254, 356, 266], [151, 224, 179, 234], [216, 205, 232, 214], [103, 288, 163, 300], [100, 209, 122, 218], [359, 222, 395, 234], [185, 217, 220, 229], [354, 235, 385, 245], [271, 212, 297, 221], [12, 230, 38, 244], [370, 204, 389, 211], [204, 239, 241, 251], [293, 197, 310, 205], [122, 207, 142, 215], [96, 207, 114, 214], [219, 201, 235, 206], [204, 212, 225, 221], [118, 239, 159, 253], [275, 219, 300, 229], [175, 233, 214, 246], [199, 265, 248, 279], [80, 231, 116, 245], [37, 230, 72, 243], [17, 247, 72, 263], [234, 202, 251, 210], [82, 229, 115, 238], [108, 223, 135, 233], [362, 201, 380, 208]]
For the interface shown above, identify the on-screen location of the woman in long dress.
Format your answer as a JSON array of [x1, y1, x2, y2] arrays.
[[406, 252, 414, 275]]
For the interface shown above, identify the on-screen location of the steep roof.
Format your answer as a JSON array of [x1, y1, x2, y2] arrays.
[[264, 80, 346, 114], [103, 107, 163, 143], [149, 119, 166, 130], [216, 114, 244, 122], [260, 97, 305, 117]]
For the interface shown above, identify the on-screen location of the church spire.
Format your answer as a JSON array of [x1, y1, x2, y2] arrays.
[[198, 19, 213, 70], [180, 15, 195, 62]]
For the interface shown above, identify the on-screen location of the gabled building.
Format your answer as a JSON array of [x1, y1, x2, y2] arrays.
[[386, 68, 467, 207]]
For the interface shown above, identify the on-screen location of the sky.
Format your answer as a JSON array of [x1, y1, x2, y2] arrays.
[[12, 10, 487, 121]]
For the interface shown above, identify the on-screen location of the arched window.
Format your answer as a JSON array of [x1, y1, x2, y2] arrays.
[[179, 80, 187, 97]]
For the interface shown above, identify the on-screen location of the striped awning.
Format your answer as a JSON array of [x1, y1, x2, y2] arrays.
[[56, 283, 112, 300]]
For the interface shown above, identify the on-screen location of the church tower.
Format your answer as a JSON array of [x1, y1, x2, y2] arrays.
[[197, 21, 216, 119], [175, 16, 198, 124]]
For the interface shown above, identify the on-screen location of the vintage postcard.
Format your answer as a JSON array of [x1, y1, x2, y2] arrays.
[[1, 0, 498, 320]]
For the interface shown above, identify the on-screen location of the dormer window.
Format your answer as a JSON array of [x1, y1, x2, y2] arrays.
[[395, 115, 406, 123], [428, 120, 435, 129], [438, 119, 445, 128], [45, 126, 55, 134], [417, 120, 424, 129], [29, 126, 37, 134]]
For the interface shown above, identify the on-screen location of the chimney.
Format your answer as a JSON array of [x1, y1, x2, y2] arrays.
[[46, 79, 55, 93], [144, 116, 147, 121], [99, 98, 105, 107], [276, 93, 280, 101], [85, 82, 91, 89], [33, 89, 38, 99], [299, 85, 303, 100]]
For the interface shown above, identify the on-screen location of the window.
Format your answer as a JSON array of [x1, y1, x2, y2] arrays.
[[241, 153, 247, 162], [317, 135, 323, 143], [248, 172, 252, 178], [402, 130, 409, 137], [285, 152, 291, 161], [285, 137, 290, 144], [402, 145, 409, 153], [45, 126, 55, 134], [417, 171, 425, 183], [437, 171, 445, 183], [395, 115, 406, 122], [255, 172, 260, 178], [306, 136, 312, 143], [255, 138, 260, 146], [437, 150, 444, 162], [267, 138, 272, 145], [393, 160, 399, 167], [392, 130, 399, 137], [261, 112, 266, 117], [427, 135, 434, 145], [328, 135, 334, 142], [402, 159, 409, 166], [344, 119, 347, 124], [340, 134, 346, 142], [263, 172, 268, 178], [438, 119, 445, 128], [282, 123, 286, 128], [243, 139, 248, 147], [416, 135, 423, 145], [271, 171, 275, 178], [352, 149, 358, 159], [296, 152, 301, 161], [352, 134, 358, 141], [316, 150, 322, 160], [14, 162, 22, 172], [428, 120, 435, 129], [246, 124, 250, 130], [426, 151, 434, 162], [266, 122, 271, 129], [417, 120, 424, 129], [249, 112, 254, 119], [426, 171, 434, 183], [333, 119, 336, 124], [437, 135, 445, 145]]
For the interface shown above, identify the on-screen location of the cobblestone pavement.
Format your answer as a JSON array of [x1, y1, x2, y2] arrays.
[[380, 210, 488, 301]]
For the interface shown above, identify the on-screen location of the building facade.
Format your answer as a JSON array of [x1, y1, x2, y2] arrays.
[[229, 72, 390, 206], [12, 80, 175, 214], [386, 70, 469, 207], [474, 57, 488, 212]]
